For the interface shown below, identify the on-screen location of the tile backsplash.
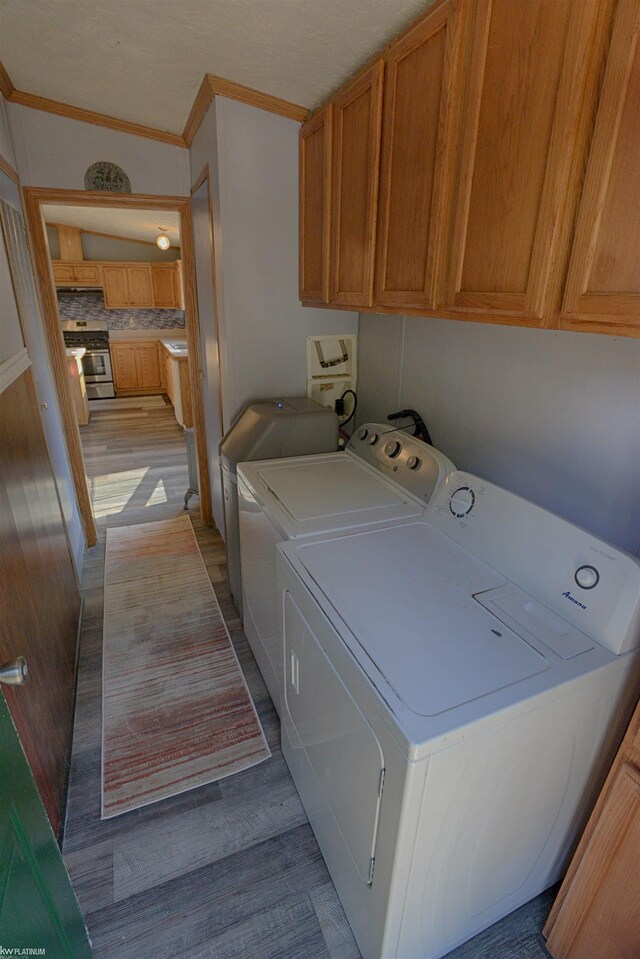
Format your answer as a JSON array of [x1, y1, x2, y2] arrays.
[[57, 291, 185, 330]]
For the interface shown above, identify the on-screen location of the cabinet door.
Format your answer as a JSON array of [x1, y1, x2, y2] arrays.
[[375, 0, 465, 310], [111, 344, 139, 392], [151, 265, 180, 308], [442, 0, 602, 323], [299, 105, 333, 303], [545, 760, 640, 958], [127, 266, 153, 307], [135, 343, 163, 390], [330, 61, 384, 308], [561, 0, 640, 335], [103, 266, 129, 307], [73, 263, 102, 285], [52, 262, 75, 285]]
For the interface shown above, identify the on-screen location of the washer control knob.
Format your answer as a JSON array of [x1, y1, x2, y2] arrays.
[[384, 440, 401, 458], [357, 427, 368, 440], [449, 486, 475, 518], [368, 432, 379, 446], [575, 565, 599, 590], [407, 455, 421, 471]]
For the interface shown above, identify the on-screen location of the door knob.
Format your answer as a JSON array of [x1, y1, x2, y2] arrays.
[[0, 657, 28, 686]]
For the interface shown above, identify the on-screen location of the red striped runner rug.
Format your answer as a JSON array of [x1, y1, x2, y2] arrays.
[[101, 514, 270, 818]]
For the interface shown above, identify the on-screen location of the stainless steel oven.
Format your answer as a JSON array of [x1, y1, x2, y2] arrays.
[[62, 318, 115, 399]]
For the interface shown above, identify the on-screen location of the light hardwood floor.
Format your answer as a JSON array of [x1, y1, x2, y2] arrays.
[[63, 398, 555, 959]]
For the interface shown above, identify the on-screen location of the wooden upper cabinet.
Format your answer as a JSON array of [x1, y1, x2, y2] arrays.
[[102, 266, 130, 307], [375, 0, 465, 310], [151, 264, 180, 308], [300, 105, 333, 303], [561, 0, 640, 336], [441, 0, 603, 323], [127, 266, 153, 307], [330, 60, 384, 307]]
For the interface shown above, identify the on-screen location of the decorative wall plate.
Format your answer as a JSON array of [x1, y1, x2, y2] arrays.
[[84, 162, 131, 193]]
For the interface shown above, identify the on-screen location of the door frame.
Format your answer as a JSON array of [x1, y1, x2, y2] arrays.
[[23, 186, 213, 546]]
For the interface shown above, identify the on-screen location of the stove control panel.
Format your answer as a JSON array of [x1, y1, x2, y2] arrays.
[[347, 423, 455, 506]]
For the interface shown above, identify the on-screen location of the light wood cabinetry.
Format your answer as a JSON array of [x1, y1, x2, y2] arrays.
[[111, 341, 163, 395], [159, 342, 192, 427], [103, 264, 153, 308], [52, 261, 102, 286], [375, 0, 464, 311], [544, 696, 640, 958], [151, 264, 181, 308], [561, 0, 640, 335], [330, 60, 384, 308], [299, 105, 333, 303], [53, 259, 182, 309], [441, 0, 602, 324], [300, 0, 640, 337]]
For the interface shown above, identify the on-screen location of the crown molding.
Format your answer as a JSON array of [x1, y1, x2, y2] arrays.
[[0, 60, 14, 99], [8, 89, 187, 148], [183, 73, 309, 146]]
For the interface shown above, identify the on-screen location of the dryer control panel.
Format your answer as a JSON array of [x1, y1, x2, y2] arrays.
[[347, 424, 455, 506], [428, 471, 640, 655]]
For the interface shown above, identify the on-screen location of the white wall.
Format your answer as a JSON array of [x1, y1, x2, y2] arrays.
[[357, 313, 640, 556], [189, 97, 357, 431], [7, 103, 190, 195]]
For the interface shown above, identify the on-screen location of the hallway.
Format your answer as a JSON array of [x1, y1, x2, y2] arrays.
[[62, 400, 555, 959]]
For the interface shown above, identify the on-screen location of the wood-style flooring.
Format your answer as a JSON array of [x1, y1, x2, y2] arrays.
[[63, 397, 556, 959]]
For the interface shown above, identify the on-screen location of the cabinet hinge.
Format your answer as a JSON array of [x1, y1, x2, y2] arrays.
[[368, 856, 376, 885], [378, 766, 385, 798]]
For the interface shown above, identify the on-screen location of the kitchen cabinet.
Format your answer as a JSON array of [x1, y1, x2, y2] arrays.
[[111, 341, 163, 395], [52, 261, 102, 286], [561, 0, 640, 335], [544, 695, 640, 958], [330, 60, 384, 308], [299, 105, 332, 303], [375, 0, 465, 311], [103, 264, 153, 308], [441, 0, 603, 324], [151, 263, 181, 308]]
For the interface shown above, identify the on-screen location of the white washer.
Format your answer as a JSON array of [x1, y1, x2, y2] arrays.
[[277, 471, 640, 959], [237, 424, 455, 712]]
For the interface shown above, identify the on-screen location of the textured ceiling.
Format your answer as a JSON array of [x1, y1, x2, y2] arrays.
[[0, 0, 433, 134], [42, 205, 181, 246]]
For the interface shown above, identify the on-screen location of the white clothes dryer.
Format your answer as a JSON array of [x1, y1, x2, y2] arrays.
[[237, 424, 455, 711], [277, 471, 640, 959]]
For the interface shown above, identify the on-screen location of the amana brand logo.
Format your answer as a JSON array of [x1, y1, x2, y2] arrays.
[[562, 590, 587, 610]]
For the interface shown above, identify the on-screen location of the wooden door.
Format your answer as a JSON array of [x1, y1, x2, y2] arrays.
[[330, 60, 384, 307], [135, 342, 163, 390], [111, 343, 139, 392], [151, 265, 179, 308], [544, 697, 640, 958], [127, 265, 152, 307], [102, 265, 129, 307], [561, 0, 640, 336], [442, 0, 604, 324], [299, 105, 332, 303], [0, 693, 91, 956], [0, 369, 81, 834], [375, 0, 465, 310]]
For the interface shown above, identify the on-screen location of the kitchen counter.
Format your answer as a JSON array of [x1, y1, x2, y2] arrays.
[[159, 338, 188, 359], [108, 328, 186, 343]]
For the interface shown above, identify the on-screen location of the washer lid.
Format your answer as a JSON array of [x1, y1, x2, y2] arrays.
[[244, 454, 422, 534], [295, 523, 550, 717]]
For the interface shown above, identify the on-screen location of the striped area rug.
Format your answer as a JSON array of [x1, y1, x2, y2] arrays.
[[101, 514, 270, 818]]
